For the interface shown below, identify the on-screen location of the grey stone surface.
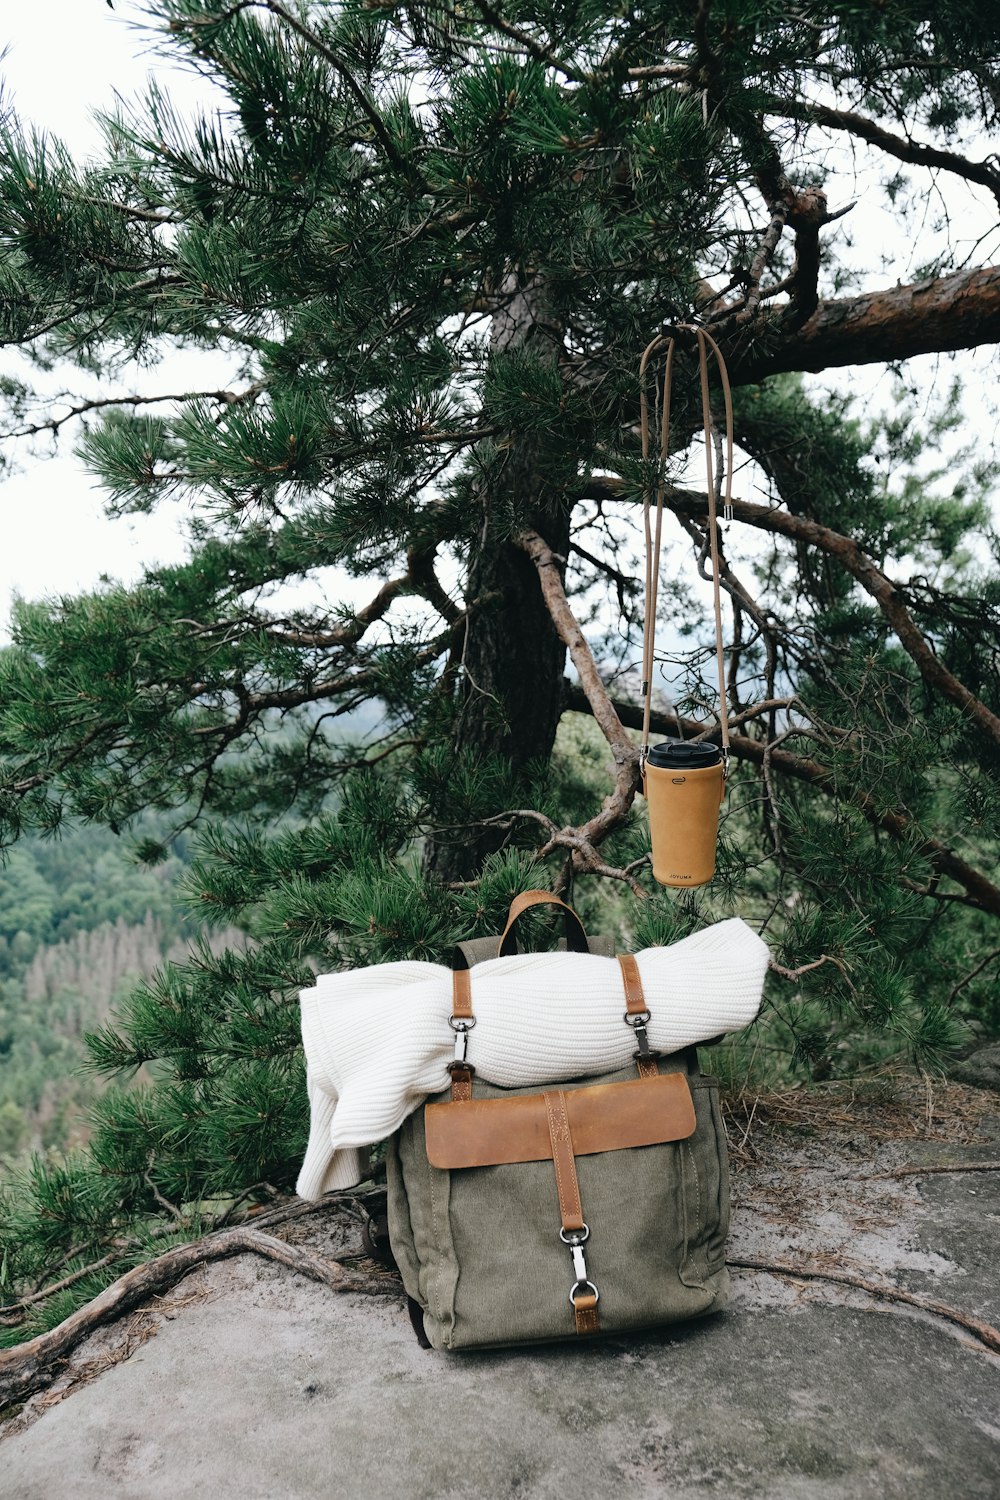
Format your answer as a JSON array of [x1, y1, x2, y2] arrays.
[[2, 1098, 1000, 1500], [952, 1043, 1000, 1093]]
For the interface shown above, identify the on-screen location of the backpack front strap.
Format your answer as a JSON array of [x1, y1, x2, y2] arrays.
[[543, 1088, 601, 1336]]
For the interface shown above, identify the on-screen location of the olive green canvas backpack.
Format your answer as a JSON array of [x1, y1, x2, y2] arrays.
[[384, 892, 731, 1351]]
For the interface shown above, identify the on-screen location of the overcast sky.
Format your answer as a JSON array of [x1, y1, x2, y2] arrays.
[[1, 2, 997, 647], [0, 2, 215, 639]]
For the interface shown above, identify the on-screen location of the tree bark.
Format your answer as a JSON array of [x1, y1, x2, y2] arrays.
[[730, 264, 1000, 382], [425, 278, 570, 882]]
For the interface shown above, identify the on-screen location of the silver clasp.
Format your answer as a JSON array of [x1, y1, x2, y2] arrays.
[[560, 1225, 599, 1306], [448, 1014, 475, 1064]]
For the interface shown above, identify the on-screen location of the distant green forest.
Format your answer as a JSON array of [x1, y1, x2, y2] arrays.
[[0, 821, 240, 1170]]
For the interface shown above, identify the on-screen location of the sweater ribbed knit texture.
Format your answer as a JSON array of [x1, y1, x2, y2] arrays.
[[296, 917, 769, 1198]]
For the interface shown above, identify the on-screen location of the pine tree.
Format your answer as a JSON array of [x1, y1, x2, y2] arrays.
[[2, 2, 1000, 1334]]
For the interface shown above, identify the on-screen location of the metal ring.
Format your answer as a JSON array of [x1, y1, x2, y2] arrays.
[[559, 1224, 589, 1245], [623, 1010, 652, 1028], [448, 1015, 476, 1032], [569, 1281, 600, 1307]]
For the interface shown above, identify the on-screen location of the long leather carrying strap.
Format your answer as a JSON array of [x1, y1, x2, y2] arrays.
[[639, 326, 734, 770]]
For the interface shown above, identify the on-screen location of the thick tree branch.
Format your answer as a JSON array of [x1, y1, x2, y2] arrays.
[[730, 264, 1000, 380], [516, 528, 643, 890]]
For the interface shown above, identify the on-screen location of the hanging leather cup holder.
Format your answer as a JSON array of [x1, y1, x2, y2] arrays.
[[638, 327, 734, 889]]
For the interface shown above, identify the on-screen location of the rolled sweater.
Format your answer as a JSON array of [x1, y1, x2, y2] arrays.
[[296, 916, 769, 1198]]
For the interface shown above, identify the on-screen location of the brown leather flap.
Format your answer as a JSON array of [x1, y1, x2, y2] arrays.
[[424, 1072, 696, 1170]]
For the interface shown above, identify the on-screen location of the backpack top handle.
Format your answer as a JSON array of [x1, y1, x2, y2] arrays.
[[497, 890, 590, 958]]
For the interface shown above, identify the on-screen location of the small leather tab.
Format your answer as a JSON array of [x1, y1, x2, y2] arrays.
[[573, 1292, 600, 1336], [448, 1064, 473, 1104]]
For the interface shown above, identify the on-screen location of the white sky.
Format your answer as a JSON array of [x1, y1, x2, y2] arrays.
[[0, 2, 997, 649], [0, 2, 212, 636]]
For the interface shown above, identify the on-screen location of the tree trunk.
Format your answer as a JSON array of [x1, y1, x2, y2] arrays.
[[424, 278, 570, 882]]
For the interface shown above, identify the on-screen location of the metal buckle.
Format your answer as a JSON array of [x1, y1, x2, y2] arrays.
[[623, 1010, 660, 1061], [448, 1015, 476, 1065], [623, 1010, 652, 1029], [559, 1226, 591, 1287]]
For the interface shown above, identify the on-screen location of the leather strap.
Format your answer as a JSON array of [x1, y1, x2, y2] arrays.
[[617, 954, 660, 1079], [498, 890, 589, 957], [617, 952, 646, 1017], [451, 967, 473, 1021], [573, 1290, 600, 1336], [543, 1090, 585, 1233], [449, 969, 475, 1102], [639, 326, 733, 771], [543, 1089, 600, 1335]]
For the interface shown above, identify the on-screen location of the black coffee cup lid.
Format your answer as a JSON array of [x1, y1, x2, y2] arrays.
[[646, 738, 722, 770]]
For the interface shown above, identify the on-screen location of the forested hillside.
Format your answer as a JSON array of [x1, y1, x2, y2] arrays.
[[0, 824, 242, 1168]]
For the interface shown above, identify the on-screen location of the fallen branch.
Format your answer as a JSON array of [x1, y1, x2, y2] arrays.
[[729, 1255, 1000, 1355], [0, 1222, 398, 1413], [0, 1252, 125, 1323]]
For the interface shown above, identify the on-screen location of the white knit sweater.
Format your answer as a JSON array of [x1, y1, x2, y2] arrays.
[[296, 917, 769, 1198]]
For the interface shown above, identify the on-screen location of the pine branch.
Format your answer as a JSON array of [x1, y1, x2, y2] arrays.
[[771, 98, 1000, 211], [516, 528, 644, 893], [466, 0, 586, 85], [183, 0, 426, 187], [4, 384, 263, 441], [581, 478, 1000, 755], [946, 946, 1000, 1005]]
